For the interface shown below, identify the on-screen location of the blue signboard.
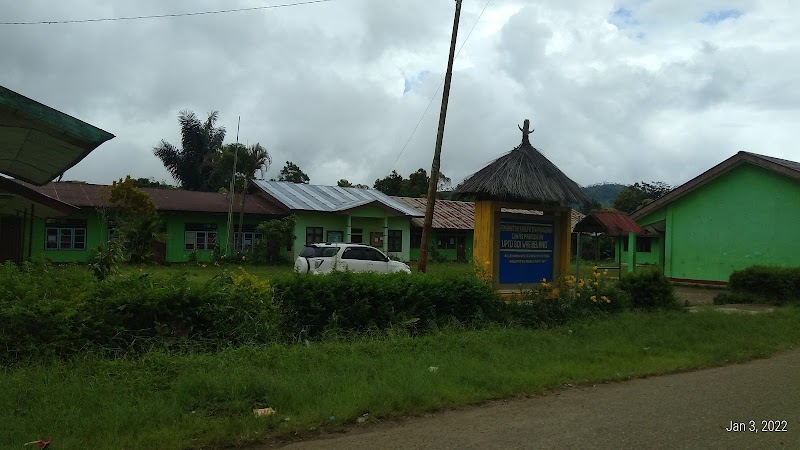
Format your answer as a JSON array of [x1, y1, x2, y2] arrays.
[[498, 219, 554, 284]]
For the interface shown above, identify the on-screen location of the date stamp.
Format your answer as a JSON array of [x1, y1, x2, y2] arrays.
[[726, 420, 788, 433]]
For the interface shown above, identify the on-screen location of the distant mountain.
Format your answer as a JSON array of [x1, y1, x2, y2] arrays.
[[582, 183, 626, 207]]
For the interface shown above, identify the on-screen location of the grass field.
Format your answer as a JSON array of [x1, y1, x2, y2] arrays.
[[3, 308, 799, 449]]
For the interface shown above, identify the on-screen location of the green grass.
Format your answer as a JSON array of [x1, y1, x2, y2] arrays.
[[3, 308, 800, 449]]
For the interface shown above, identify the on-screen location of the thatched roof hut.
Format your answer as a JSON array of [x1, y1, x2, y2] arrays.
[[454, 120, 590, 207]]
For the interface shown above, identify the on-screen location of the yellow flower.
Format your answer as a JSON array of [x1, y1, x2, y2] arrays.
[[593, 281, 599, 287], [593, 266, 598, 271], [578, 280, 585, 287], [590, 295, 597, 302], [601, 295, 610, 303], [576, 292, 581, 297], [603, 270, 609, 275]]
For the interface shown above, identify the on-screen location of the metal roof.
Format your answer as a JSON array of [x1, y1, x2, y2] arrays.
[[393, 197, 475, 229], [393, 197, 586, 231], [0, 86, 114, 185], [0, 176, 77, 217], [30, 182, 285, 216], [573, 210, 645, 236], [253, 181, 423, 216]]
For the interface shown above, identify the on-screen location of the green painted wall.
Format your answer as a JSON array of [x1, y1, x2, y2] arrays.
[[634, 164, 800, 282], [291, 208, 412, 261], [30, 210, 277, 264], [617, 235, 663, 266], [409, 229, 474, 262], [31, 210, 105, 263]]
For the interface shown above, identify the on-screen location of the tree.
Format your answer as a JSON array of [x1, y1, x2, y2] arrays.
[[233, 143, 272, 252], [131, 177, 173, 189], [102, 176, 163, 263], [278, 161, 310, 183], [337, 179, 353, 187], [612, 181, 672, 214], [373, 168, 451, 197], [153, 110, 226, 191]]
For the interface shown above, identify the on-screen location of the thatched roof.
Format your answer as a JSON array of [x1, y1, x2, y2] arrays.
[[454, 120, 590, 207]]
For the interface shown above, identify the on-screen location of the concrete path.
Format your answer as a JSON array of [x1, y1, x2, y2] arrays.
[[272, 349, 800, 450]]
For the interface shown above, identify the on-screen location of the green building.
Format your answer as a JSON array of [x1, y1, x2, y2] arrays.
[[20, 182, 285, 263], [1, 85, 114, 264], [251, 181, 422, 261], [624, 152, 800, 284], [393, 197, 475, 262]]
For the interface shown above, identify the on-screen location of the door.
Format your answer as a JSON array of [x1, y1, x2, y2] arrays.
[[457, 236, 466, 262], [370, 232, 384, 249], [0, 216, 23, 264], [364, 247, 389, 273], [340, 246, 368, 272]]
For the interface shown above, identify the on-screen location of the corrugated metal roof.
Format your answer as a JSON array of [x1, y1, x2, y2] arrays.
[[393, 197, 586, 232], [254, 181, 423, 216], [1, 177, 77, 216], [1, 85, 114, 185], [394, 197, 474, 229], [30, 182, 285, 216], [573, 210, 645, 236]]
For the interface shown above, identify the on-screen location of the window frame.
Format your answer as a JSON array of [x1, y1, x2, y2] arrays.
[[44, 219, 87, 251], [350, 228, 363, 244], [306, 226, 324, 244], [184, 223, 218, 251], [388, 230, 403, 252]]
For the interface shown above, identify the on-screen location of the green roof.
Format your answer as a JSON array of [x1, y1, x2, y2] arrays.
[[0, 85, 114, 185]]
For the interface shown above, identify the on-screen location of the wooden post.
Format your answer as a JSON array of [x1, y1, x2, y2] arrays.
[[418, 0, 462, 273]]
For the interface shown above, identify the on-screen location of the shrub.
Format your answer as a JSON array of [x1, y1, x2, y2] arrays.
[[271, 271, 504, 339], [618, 270, 679, 310], [506, 268, 630, 328], [727, 265, 800, 305]]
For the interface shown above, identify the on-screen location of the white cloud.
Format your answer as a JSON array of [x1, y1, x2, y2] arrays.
[[2, 0, 799, 191]]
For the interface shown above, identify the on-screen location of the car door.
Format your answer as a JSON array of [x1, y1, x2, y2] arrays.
[[365, 247, 389, 273], [340, 247, 367, 272]]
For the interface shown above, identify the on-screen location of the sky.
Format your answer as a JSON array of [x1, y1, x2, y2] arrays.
[[2, 0, 799, 190]]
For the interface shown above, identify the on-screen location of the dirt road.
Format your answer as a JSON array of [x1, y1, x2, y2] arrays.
[[273, 348, 799, 449]]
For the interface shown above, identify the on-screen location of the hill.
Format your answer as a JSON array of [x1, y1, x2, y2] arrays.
[[582, 183, 626, 207]]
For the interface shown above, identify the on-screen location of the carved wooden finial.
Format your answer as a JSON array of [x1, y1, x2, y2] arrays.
[[518, 119, 534, 145]]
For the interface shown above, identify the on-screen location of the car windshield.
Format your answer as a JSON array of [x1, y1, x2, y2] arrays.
[[299, 246, 340, 257]]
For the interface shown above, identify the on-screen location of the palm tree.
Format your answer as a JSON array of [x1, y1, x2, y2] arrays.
[[230, 143, 271, 252], [153, 111, 226, 191]]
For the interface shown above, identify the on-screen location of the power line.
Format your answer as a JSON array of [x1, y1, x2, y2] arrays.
[[0, 0, 334, 25], [387, 0, 492, 174]]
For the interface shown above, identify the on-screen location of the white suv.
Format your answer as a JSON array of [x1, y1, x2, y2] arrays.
[[294, 243, 412, 274]]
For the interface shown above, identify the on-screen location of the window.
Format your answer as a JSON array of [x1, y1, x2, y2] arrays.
[[327, 230, 344, 243], [411, 229, 422, 249], [388, 230, 403, 252], [637, 237, 652, 253], [365, 247, 387, 261], [184, 223, 217, 251], [107, 220, 120, 243], [341, 247, 365, 260], [306, 227, 323, 244], [436, 233, 457, 250], [350, 228, 363, 244], [622, 237, 653, 253], [45, 219, 87, 250], [234, 224, 262, 251]]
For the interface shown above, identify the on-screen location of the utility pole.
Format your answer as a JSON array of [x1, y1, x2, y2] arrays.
[[225, 116, 241, 257], [418, 0, 462, 273]]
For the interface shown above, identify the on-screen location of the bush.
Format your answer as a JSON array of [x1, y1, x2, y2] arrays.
[[727, 265, 800, 305], [0, 263, 280, 364], [505, 269, 630, 328], [618, 270, 679, 310], [271, 271, 504, 339]]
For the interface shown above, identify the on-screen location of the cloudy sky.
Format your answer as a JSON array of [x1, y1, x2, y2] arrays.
[[3, 0, 799, 189]]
